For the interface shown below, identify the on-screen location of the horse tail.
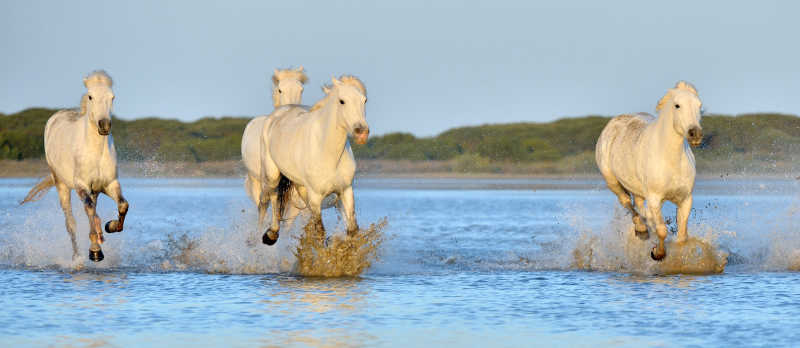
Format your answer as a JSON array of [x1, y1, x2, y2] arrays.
[[20, 175, 55, 205], [276, 174, 293, 217]]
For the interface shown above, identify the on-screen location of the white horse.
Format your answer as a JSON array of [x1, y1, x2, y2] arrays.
[[595, 81, 703, 260], [260, 76, 369, 245], [241, 67, 307, 228], [21, 70, 128, 262]]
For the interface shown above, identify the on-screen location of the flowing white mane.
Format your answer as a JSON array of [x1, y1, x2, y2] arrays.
[[272, 67, 308, 86], [84, 70, 113, 88], [656, 80, 698, 112], [310, 75, 366, 111]]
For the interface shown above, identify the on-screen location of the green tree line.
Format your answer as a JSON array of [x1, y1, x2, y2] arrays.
[[2, 108, 800, 168]]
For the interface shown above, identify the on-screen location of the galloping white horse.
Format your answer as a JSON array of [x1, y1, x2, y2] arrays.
[[21, 70, 128, 262], [260, 76, 369, 245], [595, 81, 703, 260], [241, 67, 307, 227]]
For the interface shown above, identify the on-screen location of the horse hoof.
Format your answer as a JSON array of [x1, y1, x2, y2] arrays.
[[89, 249, 104, 262], [650, 247, 665, 261], [635, 230, 649, 241], [262, 230, 278, 246], [104, 221, 121, 233]]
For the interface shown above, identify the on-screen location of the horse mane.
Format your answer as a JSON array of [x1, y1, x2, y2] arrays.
[[339, 75, 367, 96], [271, 67, 308, 86], [656, 81, 698, 112], [83, 70, 113, 88], [309, 75, 366, 111]]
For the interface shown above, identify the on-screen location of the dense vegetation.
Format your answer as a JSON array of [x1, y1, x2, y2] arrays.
[[2, 107, 799, 173]]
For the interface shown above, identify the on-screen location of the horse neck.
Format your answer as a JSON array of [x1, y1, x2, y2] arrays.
[[82, 114, 109, 153], [307, 97, 348, 170], [649, 109, 686, 156]]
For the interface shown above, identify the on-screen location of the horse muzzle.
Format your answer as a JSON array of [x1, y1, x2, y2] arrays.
[[688, 127, 703, 147], [98, 119, 111, 136], [353, 126, 369, 145]]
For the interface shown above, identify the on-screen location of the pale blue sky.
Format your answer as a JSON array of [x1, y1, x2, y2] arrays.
[[1, 0, 798, 136]]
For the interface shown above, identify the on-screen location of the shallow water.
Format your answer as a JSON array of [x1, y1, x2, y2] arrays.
[[1, 177, 800, 347]]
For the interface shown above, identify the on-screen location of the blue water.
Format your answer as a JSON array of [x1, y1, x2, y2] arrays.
[[1, 177, 800, 347]]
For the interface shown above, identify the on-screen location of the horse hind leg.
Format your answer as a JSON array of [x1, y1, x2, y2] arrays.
[[262, 175, 291, 246], [604, 178, 647, 239], [246, 175, 268, 229], [56, 183, 79, 260], [632, 195, 649, 239]]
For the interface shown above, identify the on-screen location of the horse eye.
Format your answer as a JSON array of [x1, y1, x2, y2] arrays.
[[278, 89, 282, 94], [675, 104, 680, 109], [339, 99, 345, 105], [88, 95, 93, 101]]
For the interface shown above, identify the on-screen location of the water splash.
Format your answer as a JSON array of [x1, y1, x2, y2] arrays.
[[294, 218, 388, 277], [564, 205, 729, 275]]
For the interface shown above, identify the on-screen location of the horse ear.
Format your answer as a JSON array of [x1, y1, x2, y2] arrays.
[[83, 77, 89, 88], [674, 81, 698, 96], [332, 76, 342, 86], [321, 84, 332, 94], [296, 65, 304, 72], [272, 69, 279, 85]]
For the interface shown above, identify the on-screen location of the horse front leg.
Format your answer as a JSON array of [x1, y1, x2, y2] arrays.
[[676, 195, 692, 243], [305, 192, 325, 242], [103, 180, 129, 234], [646, 195, 668, 261], [339, 186, 358, 236], [77, 188, 103, 262], [282, 201, 303, 232]]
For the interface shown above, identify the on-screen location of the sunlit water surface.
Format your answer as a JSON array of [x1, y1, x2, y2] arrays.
[[2, 177, 800, 347]]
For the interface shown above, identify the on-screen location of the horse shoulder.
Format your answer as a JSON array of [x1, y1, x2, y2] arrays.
[[336, 143, 357, 183]]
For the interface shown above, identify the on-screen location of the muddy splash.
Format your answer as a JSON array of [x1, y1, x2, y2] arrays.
[[568, 206, 729, 275], [294, 218, 388, 277]]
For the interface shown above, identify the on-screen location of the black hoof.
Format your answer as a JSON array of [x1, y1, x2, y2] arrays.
[[89, 249, 104, 262], [650, 247, 665, 261], [262, 230, 278, 246], [104, 221, 120, 233]]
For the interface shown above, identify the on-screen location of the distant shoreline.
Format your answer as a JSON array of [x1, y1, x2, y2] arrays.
[[2, 159, 797, 180]]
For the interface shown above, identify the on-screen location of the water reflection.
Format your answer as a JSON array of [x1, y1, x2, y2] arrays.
[[259, 328, 379, 348], [261, 276, 368, 314]]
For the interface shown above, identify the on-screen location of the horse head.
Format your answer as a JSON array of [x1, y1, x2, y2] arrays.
[[330, 75, 369, 145], [272, 66, 307, 107], [657, 81, 703, 147], [80, 70, 114, 136]]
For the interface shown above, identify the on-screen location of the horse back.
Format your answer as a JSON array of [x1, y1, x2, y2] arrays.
[[44, 110, 83, 185], [596, 113, 654, 193]]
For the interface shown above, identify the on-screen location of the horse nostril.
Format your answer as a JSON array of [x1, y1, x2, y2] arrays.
[[98, 120, 111, 133]]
